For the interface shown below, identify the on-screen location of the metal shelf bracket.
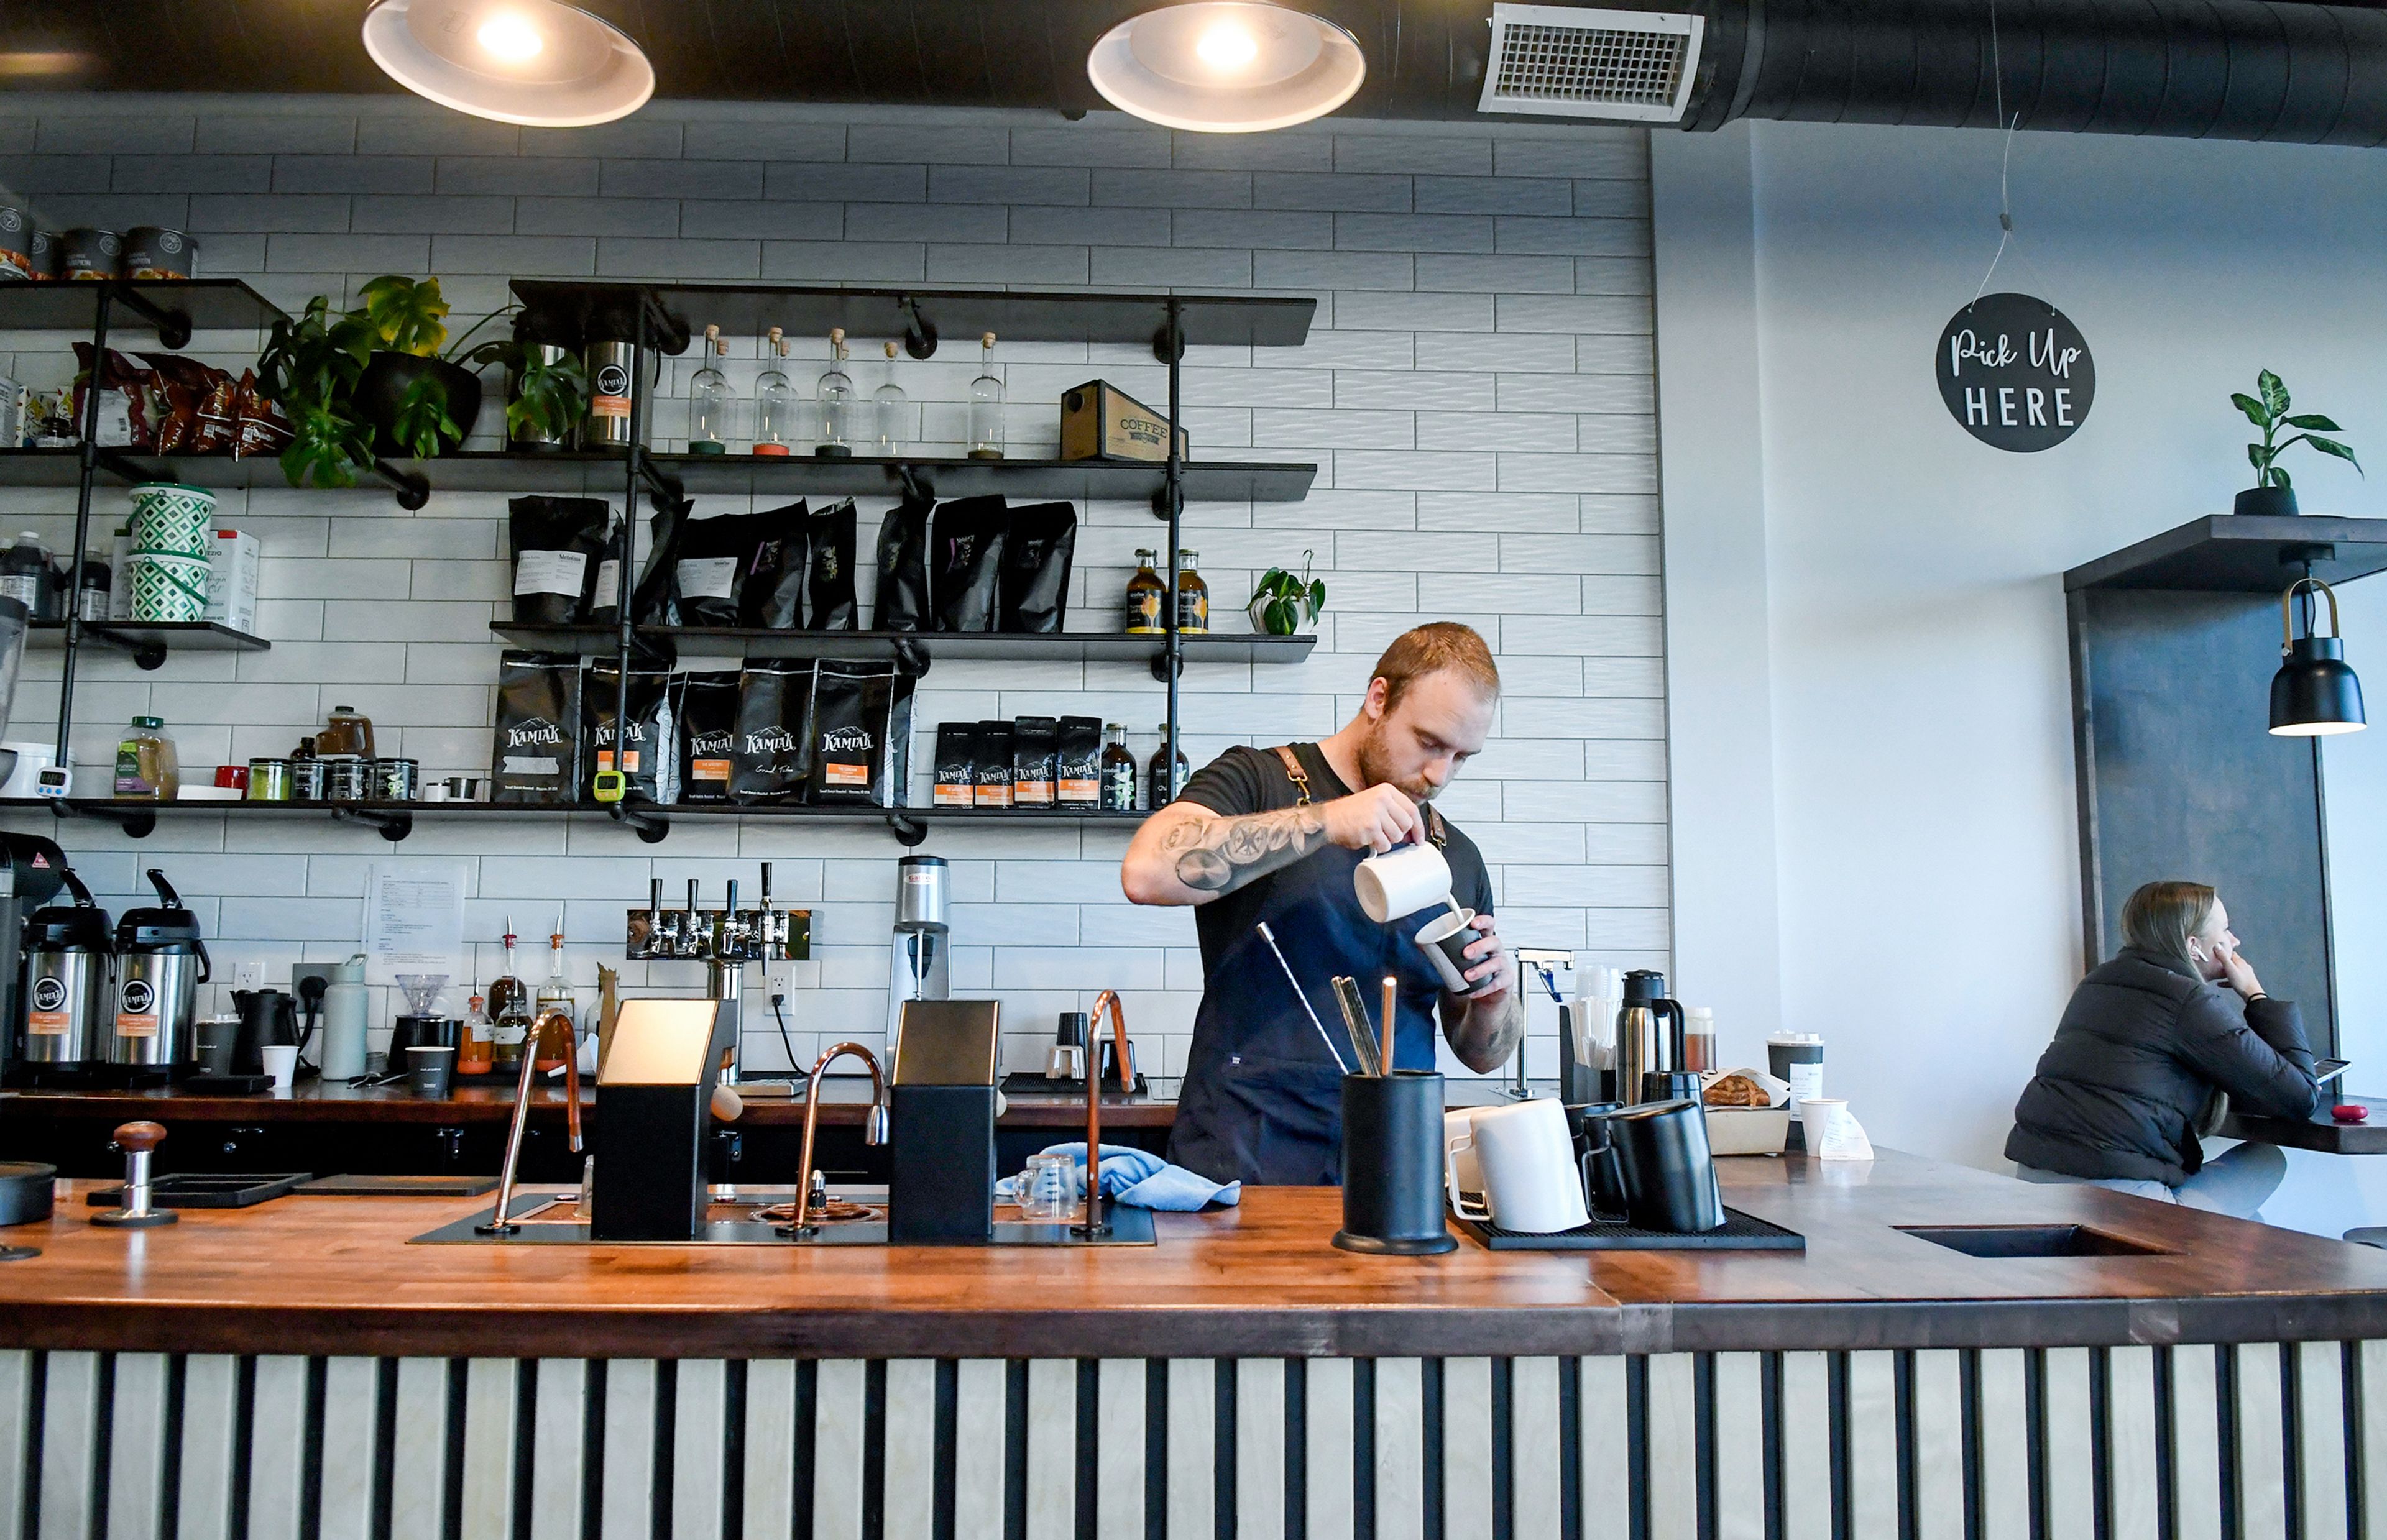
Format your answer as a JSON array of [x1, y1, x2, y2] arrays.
[[332, 805, 413, 843], [899, 296, 938, 359], [110, 286, 193, 351], [60, 802, 156, 839], [373, 460, 431, 511], [611, 804, 671, 845], [886, 814, 928, 848]]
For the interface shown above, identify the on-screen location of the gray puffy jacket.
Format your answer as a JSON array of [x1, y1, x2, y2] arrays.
[[2004, 948, 2320, 1186]]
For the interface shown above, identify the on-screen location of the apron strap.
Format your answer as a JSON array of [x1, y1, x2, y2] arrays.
[[1272, 743, 1447, 848]]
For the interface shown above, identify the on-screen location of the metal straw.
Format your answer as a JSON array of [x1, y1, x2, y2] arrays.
[[1256, 922, 1350, 1075], [1380, 975, 1398, 1075], [1331, 976, 1382, 1076]]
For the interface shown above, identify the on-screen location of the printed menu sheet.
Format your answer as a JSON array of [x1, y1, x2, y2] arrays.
[[363, 863, 467, 986]]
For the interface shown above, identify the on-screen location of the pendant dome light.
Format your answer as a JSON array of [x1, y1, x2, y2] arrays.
[[1087, 2, 1366, 133], [2269, 577, 2366, 736], [362, 0, 653, 128]]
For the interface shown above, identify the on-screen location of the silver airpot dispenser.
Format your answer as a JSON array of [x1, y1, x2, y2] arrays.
[[885, 855, 950, 1066]]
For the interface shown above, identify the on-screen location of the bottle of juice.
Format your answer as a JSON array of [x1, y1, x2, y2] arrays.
[[458, 994, 495, 1078]]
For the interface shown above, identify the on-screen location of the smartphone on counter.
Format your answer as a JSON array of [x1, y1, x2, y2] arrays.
[[2317, 1058, 2352, 1085]]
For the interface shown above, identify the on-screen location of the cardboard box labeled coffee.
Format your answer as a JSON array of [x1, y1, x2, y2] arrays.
[[1059, 380, 1190, 463]]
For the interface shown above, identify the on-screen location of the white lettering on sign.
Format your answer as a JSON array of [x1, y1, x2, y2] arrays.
[[2000, 388, 2017, 426], [1948, 329, 2017, 374], [1935, 295, 2095, 453], [1966, 388, 1989, 426], [2029, 328, 2082, 378]]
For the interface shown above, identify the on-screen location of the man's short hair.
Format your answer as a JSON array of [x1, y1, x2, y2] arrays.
[[1371, 622, 1500, 712]]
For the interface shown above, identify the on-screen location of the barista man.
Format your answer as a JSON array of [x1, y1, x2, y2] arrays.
[[1120, 623, 1520, 1185]]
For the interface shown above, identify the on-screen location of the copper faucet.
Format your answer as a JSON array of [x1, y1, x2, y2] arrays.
[[1073, 991, 1134, 1238], [790, 1042, 887, 1233], [477, 1028, 582, 1236]]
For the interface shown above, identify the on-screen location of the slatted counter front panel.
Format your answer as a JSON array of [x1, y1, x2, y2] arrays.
[[2, 1346, 2380, 1540]]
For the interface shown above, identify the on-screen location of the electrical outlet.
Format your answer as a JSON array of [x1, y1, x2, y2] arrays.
[[765, 958, 796, 998], [290, 963, 337, 1001], [233, 960, 265, 989]]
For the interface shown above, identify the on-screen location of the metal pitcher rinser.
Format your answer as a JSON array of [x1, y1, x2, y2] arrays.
[[1614, 968, 1688, 1107], [885, 855, 950, 1065]]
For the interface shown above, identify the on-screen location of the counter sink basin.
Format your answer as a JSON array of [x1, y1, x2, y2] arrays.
[[1895, 1224, 2173, 1259]]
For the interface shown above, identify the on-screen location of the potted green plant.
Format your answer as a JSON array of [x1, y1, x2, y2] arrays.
[[1247, 551, 1326, 636], [256, 293, 379, 490], [482, 327, 591, 452], [2233, 369, 2360, 516], [347, 276, 494, 459]]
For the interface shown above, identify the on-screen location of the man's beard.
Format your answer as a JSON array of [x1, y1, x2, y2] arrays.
[[1356, 725, 1438, 802]]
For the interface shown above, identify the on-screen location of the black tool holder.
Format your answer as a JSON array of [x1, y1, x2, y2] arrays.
[[888, 1084, 995, 1244], [590, 1062, 719, 1243], [1333, 1071, 1456, 1255]]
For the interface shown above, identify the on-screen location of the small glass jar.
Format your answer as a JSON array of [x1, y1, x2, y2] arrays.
[[246, 758, 292, 802], [113, 715, 178, 801]]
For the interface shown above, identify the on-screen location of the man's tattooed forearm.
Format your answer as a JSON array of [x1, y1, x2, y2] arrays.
[[1173, 807, 1325, 893]]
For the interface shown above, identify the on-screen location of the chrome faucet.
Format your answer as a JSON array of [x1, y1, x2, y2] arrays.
[[477, 1020, 583, 1236], [1073, 991, 1134, 1238], [787, 1042, 887, 1235]]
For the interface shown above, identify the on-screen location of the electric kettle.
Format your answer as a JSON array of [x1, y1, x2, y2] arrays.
[[229, 989, 298, 1077], [19, 868, 111, 1077], [106, 869, 209, 1083], [1614, 969, 1688, 1107]]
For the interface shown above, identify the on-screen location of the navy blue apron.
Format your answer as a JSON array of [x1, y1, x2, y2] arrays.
[[1167, 746, 1459, 1186]]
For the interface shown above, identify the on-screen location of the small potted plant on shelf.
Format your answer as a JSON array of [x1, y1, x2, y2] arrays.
[[2233, 369, 2361, 516], [1247, 551, 1326, 636], [346, 276, 494, 459]]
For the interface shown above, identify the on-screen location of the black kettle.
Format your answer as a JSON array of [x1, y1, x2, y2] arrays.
[[230, 989, 298, 1076]]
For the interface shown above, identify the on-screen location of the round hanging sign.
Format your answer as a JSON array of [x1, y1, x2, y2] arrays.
[[1935, 293, 2095, 451]]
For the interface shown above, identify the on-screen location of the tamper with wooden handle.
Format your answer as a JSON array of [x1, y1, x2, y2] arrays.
[[91, 1121, 177, 1229]]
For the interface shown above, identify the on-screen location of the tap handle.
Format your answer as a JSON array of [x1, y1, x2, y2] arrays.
[[650, 879, 663, 914], [725, 880, 739, 915], [758, 862, 772, 905], [686, 879, 701, 914]]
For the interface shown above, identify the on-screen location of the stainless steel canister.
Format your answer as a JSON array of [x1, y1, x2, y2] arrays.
[[21, 936, 110, 1066], [372, 757, 419, 802], [583, 340, 640, 448], [288, 756, 326, 801], [246, 758, 292, 802], [321, 754, 369, 801]]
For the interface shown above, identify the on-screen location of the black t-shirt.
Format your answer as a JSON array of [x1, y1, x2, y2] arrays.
[[1174, 741, 1494, 982]]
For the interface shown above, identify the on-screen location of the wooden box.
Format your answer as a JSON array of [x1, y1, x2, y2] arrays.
[[1059, 380, 1189, 462]]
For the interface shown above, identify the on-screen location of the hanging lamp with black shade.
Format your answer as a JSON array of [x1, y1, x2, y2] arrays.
[[2269, 577, 2367, 736]]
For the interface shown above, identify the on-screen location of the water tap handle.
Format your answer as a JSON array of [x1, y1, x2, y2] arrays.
[[686, 879, 700, 914], [758, 863, 773, 906], [725, 880, 739, 915], [649, 879, 663, 917]]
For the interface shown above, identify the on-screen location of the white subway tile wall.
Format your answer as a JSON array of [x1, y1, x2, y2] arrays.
[[0, 98, 1667, 1083]]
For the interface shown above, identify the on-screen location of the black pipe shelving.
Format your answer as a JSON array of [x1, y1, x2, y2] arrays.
[[491, 621, 1315, 677], [27, 620, 270, 672]]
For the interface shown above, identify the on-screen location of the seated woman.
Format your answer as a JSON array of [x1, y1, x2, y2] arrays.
[[2005, 880, 2320, 1219]]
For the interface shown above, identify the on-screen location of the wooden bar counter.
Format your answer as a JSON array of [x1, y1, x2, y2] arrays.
[[4, 1150, 2383, 1540]]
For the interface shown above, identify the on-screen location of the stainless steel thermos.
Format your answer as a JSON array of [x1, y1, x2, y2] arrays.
[[1614, 969, 1689, 1106], [107, 869, 209, 1078], [19, 869, 111, 1073]]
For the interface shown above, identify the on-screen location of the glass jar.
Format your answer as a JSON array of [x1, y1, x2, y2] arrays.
[[1174, 550, 1210, 634], [320, 704, 374, 759], [458, 994, 495, 1078], [1123, 549, 1164, 635], [967, 331, 1005, 460], [114, 715, 178, 800], [815, 327, 854, 457], [753, 327, 799, 456], [687, 323, 735, 454], [873, 340, 908, 455]]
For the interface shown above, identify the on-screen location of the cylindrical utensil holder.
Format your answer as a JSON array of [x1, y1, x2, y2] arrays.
[[1335, 1071, 1456, 1255], [1607, 1098, 1726, 1233]]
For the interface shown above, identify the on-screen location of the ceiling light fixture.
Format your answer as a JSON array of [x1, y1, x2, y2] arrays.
[[362, 0, 653, 128], [2270, 578, 2366, 736], [1087, 2, 1366, 134]]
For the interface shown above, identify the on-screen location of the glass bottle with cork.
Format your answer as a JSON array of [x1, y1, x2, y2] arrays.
[[1123, 549, 1164, 635], [815, 328, 854, 458], [487, 922, 531, 1072], [457, 994, 494, 1078], [531, 917, 575, 1072], [688, 323, 735, 454], [1175, 550, 1210, 634], [873, 341, 907, 454], [754, 327, 798, 456], [1098, 723, 1138, 811], [967, 332, 1005, 459], [1146, 723, 1188, 810]]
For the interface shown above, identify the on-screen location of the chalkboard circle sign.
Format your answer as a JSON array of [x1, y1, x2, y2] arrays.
[[1936, 293, 2095, 452]]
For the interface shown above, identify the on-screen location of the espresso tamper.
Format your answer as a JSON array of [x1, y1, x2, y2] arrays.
[[91, 1121, 178, 1229]]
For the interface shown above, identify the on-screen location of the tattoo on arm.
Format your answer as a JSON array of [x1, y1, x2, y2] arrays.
[[1172, 805, 1327, 894]]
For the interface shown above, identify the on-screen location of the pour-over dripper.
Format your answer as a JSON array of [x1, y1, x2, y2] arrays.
[[395, 974, 449, 1015]]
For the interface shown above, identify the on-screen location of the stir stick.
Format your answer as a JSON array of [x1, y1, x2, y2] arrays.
[[1380, 976, 1398, 1075], [1255, 922, 1350, 1075]]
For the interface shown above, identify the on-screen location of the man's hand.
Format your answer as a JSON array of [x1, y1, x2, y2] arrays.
[[1318, 782, 1423, 853], [1456, 909, 1508, 1001], [1442, 909, 1520, 1071]]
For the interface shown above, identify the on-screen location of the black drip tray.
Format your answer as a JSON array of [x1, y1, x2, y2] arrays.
[[86, 1173, 311, 1209], [1897, 1224, 2174, 1258], [1452, 1204, 1805, 1251]]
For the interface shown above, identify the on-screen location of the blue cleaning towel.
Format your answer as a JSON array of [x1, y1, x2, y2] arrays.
[[996, 1142, 1241, 1211]]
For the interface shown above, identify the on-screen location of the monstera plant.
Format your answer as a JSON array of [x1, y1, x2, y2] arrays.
[[2233, 369, 2361, 516]]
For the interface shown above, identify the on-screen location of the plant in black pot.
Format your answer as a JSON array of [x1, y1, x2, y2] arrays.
[[2233, 369, 2360, 516], [349, 276, 494, 460], [257, 294, 380, 490]]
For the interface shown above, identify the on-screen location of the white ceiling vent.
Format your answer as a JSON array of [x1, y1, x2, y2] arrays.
[[1479, 4, 1703, 122]]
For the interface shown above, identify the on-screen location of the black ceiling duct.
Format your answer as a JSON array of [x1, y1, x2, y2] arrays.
[[7, 1, 2386, 147]]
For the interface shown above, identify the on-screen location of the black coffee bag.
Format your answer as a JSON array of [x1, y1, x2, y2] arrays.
[[932, 495, 1008, 633], [810, 659, 913, 807], [674, 671, 739, 805], [730, 659, 814, 804], [998, 502, 1077, 633], [1011, 715, 1058, 808], [1056, 715, 1102, 806], [972, 720, 1014, 809], [586, 662, 676, 803], [673, 510, 763, 628], [508, 497, 610, 625], [873, 497, 932, 631], [806, 498, 858, 630], [492, 651, 584, 804], [626, 495, 691, 627], [741, 500, 809, 630], [932, 722, 976, 809]]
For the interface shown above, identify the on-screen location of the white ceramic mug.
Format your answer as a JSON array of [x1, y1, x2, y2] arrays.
[[1355, 841, 1454, 923], [1443, 1108, 1485, 1210], [1448, 1098, 1588, 1233]]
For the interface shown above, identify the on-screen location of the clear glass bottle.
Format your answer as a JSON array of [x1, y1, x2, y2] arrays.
[[532, 920, 575, 1071], [688, 324, 735, 454], [1175, 549, 1210, 634], [873, 340, 907, 456], [815, 327, 854, 458], [753, 327, 799, 457], [1146, 723, 1189, 810], [1098, 723, 1138, 812], [967, 331, 1005, 461], [113, 715, 178, 800], [458, 994, 494, 1078], [488, 924, 531, 1072], [1123, 549, 1164, 635]]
